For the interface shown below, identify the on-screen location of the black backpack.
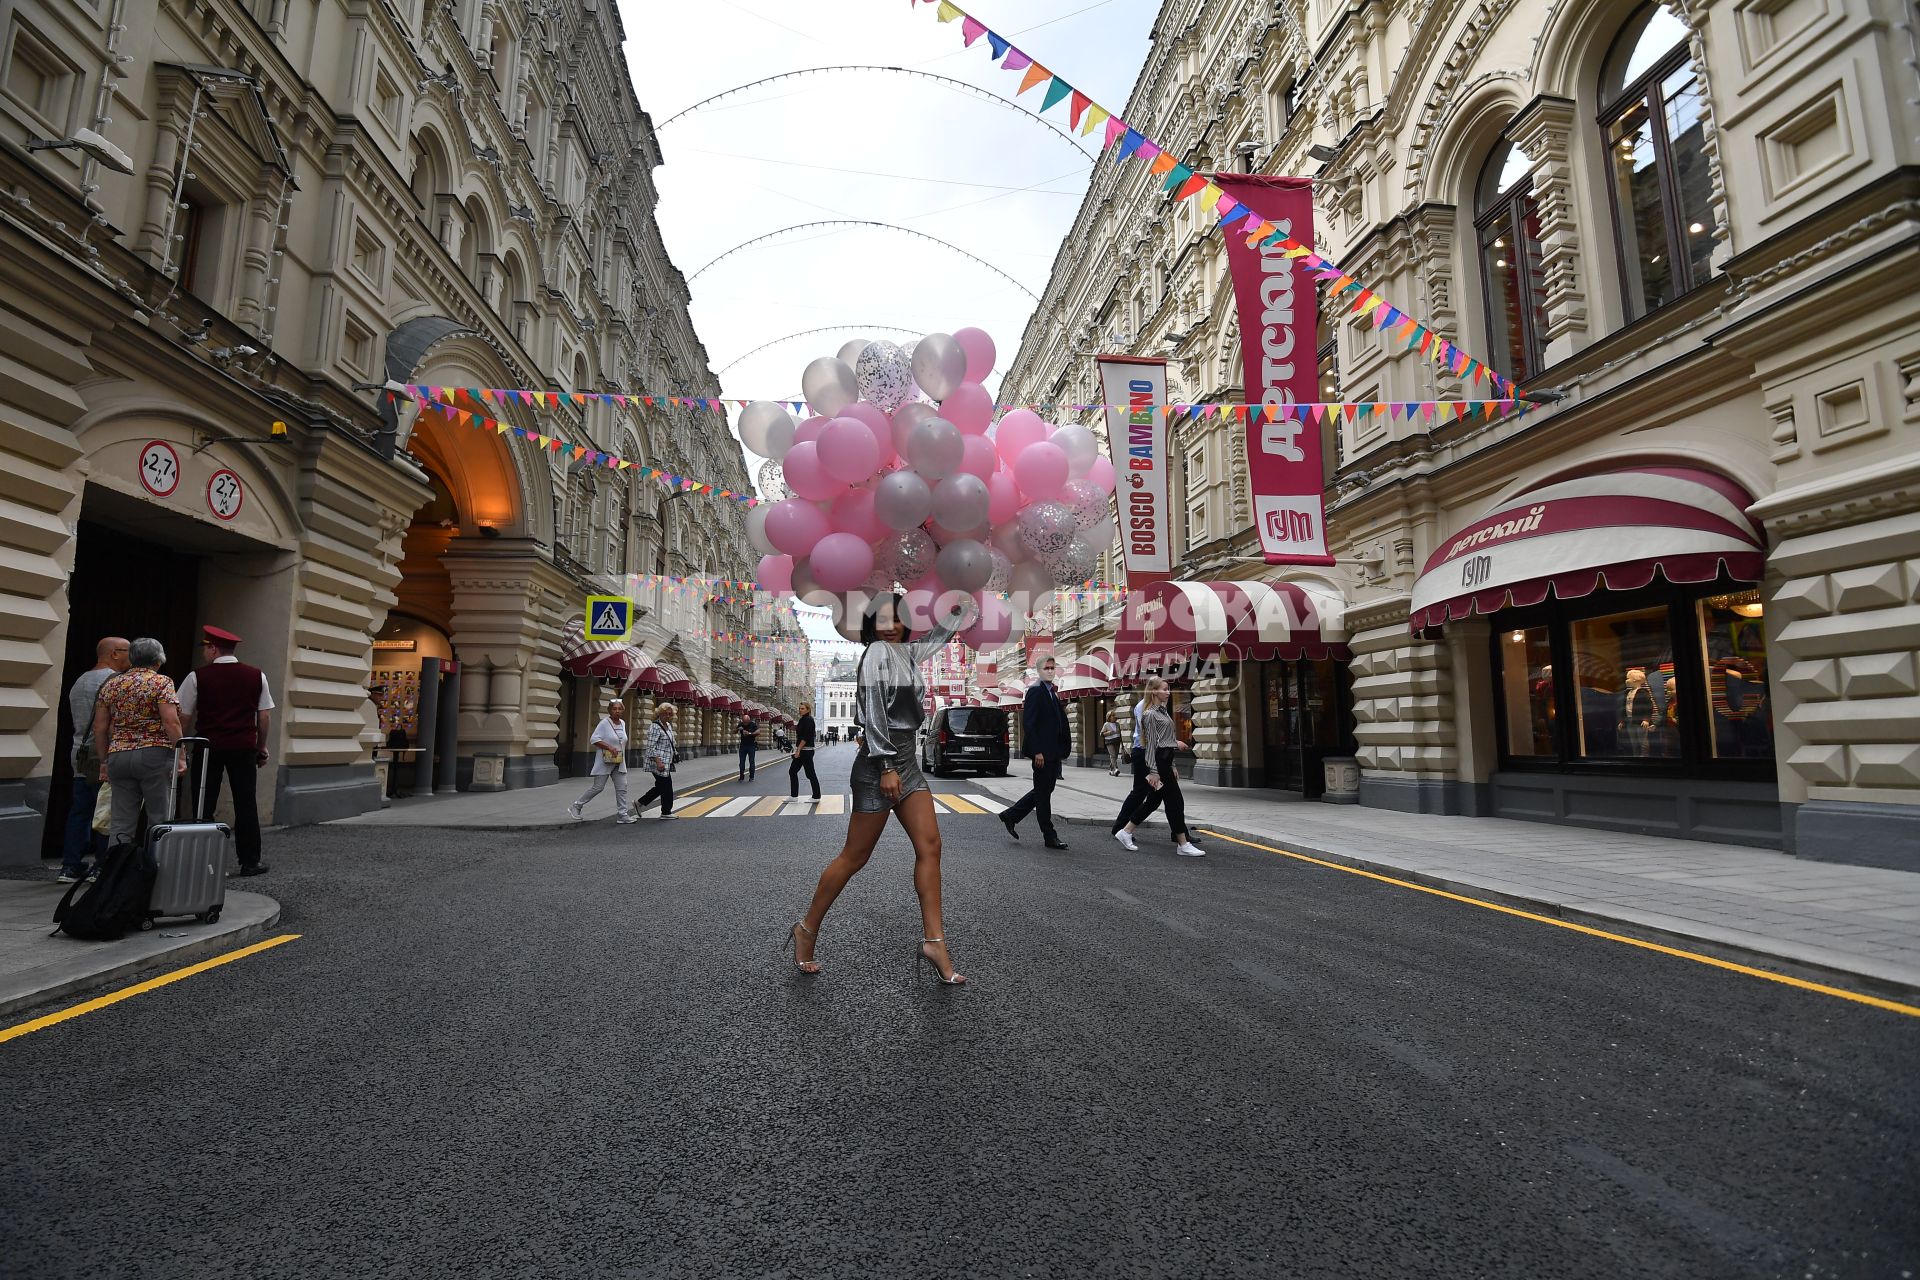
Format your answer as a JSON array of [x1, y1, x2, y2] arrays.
[[52, 840, 156, 940]]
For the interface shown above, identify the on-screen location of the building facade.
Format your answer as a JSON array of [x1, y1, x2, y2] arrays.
[[0, 0, 785, 862], [1001, 0, 1919, 868]]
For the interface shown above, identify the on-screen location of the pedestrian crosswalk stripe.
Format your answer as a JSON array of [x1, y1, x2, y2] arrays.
[[962, 793, 1005, 813], [927, 796, 949, 814], [746, 796, 785, 817], [646, 793, 1002, 818], [708, 796, 757, 817], [780, 798, 813, 816], [674, 796, 730, 819], [816, 793, 845, 815], [940, 794, 985, 814]]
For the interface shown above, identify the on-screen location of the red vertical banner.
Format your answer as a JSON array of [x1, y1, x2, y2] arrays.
[[1096, 355, 1172, 587], [1212, 175, 1334, 566]]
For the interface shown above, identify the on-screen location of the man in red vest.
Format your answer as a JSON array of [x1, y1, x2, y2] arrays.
[[178, 625, 273, 876]]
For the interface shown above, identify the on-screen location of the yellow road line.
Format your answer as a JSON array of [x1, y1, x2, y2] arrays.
[[939, 794, 985, 814], [674, 796, 730, 819], [746, 796, 785, 817], [1, 934, 302, 1045], [1197, 829, 1920, 1019]]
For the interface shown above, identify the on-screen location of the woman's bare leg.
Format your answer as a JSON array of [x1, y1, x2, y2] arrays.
[[892, 791, 963, 981], [795, 810, 890, 970]]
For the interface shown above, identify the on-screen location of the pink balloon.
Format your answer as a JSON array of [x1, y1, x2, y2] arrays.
[[764, 498, 830, 557], [940, 382, 993, 435], [811, 531, 876, 592], [959, 434, 998, 480], [961, 594, 1013, 649], [986, 470, 1020, 524], [1086, 454, 1117, 495], [782, 440, 847, 502], [756, 553, 794, 594], [794, 416, 827, 445], [818, 416, 881, 484], [838, 402, 897, 469], [1013, 441, 1069, 502], [829, 486, 885, 543], [952, 327, 997, 382], [995, 408, 1048, 462]]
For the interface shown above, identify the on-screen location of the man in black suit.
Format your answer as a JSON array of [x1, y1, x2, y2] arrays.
[[1002, 654, 1071, 850]]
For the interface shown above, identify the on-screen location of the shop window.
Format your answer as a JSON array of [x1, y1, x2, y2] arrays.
[[1475, 138, 1548, 383], [1599, 4, 1720, 319], [1490, 577, 1771, 776], [1569, 606, 1677, 759], [1497, 626, 1557, 758], [1697, 589, 1772, 760]]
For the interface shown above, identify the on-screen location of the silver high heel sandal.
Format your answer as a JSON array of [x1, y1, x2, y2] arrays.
[[914, 937, 966, 985], [783, 921, 821, 974]]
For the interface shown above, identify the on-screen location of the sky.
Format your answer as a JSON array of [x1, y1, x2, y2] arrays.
[[617, 0, 1164, 650]]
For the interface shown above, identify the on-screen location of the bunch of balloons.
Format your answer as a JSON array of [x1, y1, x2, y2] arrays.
[[743, 327, 1118, 649]]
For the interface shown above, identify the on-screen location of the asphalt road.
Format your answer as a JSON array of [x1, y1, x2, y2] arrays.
[[3, 742, 1916, 1279]]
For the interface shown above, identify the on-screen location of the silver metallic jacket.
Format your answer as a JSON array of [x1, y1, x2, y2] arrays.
[[855, 604, 966, 769]]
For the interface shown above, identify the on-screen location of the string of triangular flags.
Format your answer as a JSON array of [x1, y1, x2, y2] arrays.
[[403, 381, 1521, 426], [409, 394, 762, 507], [909, 0, 1518, 398]]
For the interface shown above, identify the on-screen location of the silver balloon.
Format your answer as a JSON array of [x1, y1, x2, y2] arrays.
[[746, 501, 777, 555], [905, 416, 964, 481], [738, 401, 795, 458], [878, 527, 937, 582], [1051, 423, 1100, 478], [891, 401, 936, 455], [802, 356, 858, 418], [1059, 478, 1107, 530], [874, 469, 933, 531], [1017, 500, 1076, 557], [930, 473, 990, 531], [1083, 512, 1117, 552], [855, 340, 913, 413], [1009, 559, 1054, 603], [936, 539, 994, 593], [910, 333, 968, 401], [991, 519, 1030, 562], [836, 338, 870, 366], [757, 458, 790, 501]]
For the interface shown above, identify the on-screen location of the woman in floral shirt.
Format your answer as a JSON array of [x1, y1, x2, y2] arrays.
[[92, 636, 183, 845]]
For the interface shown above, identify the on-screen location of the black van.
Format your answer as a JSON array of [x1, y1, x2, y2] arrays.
[[920, 706, 1011, 777]]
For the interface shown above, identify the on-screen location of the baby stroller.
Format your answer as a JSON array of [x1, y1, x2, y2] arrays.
[[773, 727, 790, 753]]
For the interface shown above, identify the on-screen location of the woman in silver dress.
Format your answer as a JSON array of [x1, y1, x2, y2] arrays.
[[786, 592, 967, 985]]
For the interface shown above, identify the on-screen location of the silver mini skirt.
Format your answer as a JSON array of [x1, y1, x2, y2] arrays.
[[849, 753, 930, 813]]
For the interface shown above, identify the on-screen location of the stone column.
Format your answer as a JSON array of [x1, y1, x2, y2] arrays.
[[1188, 669, 1241, 787], [1506, 95, 1588, 365], [434, 663, 461, 793], [413, 658, 441, 799], [442, 545, 573, 790], [1347, 598, 1463, 813]]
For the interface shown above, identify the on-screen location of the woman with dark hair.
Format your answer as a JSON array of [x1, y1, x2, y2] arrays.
[[785, 592, 968, 984], [788, 701, 820, 802]]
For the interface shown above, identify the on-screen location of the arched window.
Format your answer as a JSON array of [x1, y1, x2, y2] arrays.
[[1475, 137, 1548, 383], [1599, 3, 1720, 318]]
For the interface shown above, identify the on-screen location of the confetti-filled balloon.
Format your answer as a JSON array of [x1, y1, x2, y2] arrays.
[[985, 546, 1013, 592], [756, 458, 789, 501], [878, 527, 937, 582], [1017, 500, 1076, 558], [1059, 478, 1107, 530], [855, 340, 913, 412], [1041, 534, 1101, 586]]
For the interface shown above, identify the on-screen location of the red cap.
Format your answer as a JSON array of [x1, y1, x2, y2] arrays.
[[203, 625, 242, 645]]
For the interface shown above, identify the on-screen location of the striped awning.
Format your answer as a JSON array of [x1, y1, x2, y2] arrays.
[[1115, 579, 1349, 669], [652, 662, 696, 698], [1057, 643, 1115, 700], [560, 619, 638, 679], [1409, 465, 1765, 629]]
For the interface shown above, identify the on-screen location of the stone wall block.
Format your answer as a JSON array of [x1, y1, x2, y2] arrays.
[[1831, 563, 1905, 613], [0, 685, 50, 735], [1769, 574, 1833, 618], [1787, 744, 1849, 785], [0, 593, 60, 644], [1850, 743, 1920, 789], [1780, 658, 1842, 701], [1784, 696, 1920, 744], [1775, 606, 1920, 659], [1839, 651, 1918, 698]]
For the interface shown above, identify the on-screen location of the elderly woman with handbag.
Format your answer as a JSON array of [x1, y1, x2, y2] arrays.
[[568, 698, 633, 823], [93, 637, 185, 847]]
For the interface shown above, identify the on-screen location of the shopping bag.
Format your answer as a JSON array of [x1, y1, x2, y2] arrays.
[[91, 779, 112, 833]]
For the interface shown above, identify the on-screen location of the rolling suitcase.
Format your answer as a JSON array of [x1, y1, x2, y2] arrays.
[[147, 736, 231, 925]]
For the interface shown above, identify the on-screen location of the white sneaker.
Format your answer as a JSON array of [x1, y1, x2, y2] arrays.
[[1176, 842, 1206, 857], [615, 814, 637, 824], [566, 802, 584, 822], [658, 812, 679, 820], [1113, 831, 1138, 851]]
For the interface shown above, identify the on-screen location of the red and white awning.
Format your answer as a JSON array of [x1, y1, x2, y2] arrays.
[[1409, 465, 1765, 628], [1114, 579, 1349, 670], [561, 620, 640, 680], [1057, 643, 1115, 699], [652, 662, 696, 699]]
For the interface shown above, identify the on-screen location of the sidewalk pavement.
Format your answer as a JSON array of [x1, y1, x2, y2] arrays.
[[332, 748, 796, 828], [0, 879, 281, 1020], [975, 764, 1920, 996]]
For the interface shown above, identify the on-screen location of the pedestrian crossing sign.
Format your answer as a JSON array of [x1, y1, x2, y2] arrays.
[[585, 596, 632, 641]]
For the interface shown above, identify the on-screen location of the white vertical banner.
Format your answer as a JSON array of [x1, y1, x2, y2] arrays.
[[1096, 355, 1172, 587]]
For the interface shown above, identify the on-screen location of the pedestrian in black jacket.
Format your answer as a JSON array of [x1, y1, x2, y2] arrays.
[[789, 704, 821, 801], [1000, 656, 1071, 849]]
